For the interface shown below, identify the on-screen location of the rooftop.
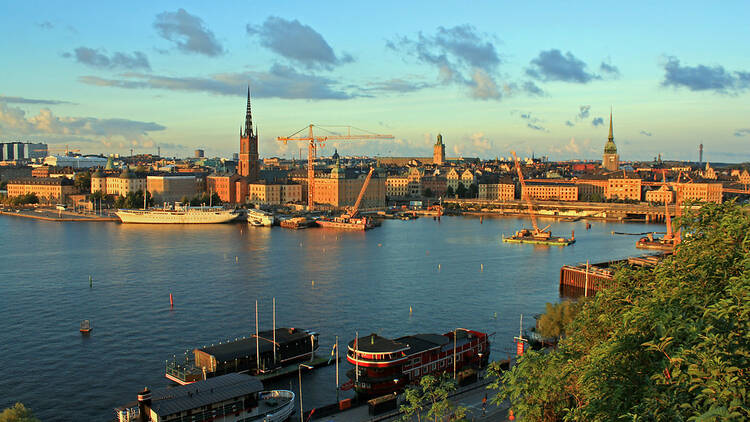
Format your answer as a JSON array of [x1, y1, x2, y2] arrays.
[[149, 373, 263, 417]]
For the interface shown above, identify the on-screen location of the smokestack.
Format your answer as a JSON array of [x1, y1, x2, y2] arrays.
[[699, 143, 703, 168], [137, 387, 152, 422]]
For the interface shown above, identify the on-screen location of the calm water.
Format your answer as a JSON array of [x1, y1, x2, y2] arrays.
[[0, 214, 654, 420]]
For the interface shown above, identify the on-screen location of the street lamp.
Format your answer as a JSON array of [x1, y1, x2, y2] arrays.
[[298, 363, 313, 422]]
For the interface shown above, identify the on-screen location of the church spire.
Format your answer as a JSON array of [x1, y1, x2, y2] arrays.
[[608, 108, 613, 142], [244, 86, 253, 137]]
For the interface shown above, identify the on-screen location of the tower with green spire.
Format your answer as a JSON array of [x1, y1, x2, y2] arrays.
[[602, 111, 619, 172]]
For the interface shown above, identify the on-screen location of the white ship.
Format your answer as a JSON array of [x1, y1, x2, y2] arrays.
[[116, 204, 241, 224], [247, 208, 275, 226]]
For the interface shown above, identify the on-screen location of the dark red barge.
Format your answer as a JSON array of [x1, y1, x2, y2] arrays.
[[346, 328, 490, 397]]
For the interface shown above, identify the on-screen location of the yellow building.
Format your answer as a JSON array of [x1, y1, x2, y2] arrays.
[[606, 178, 642, 201], [7, 178, 76, 201], [645, 185, 674, 204], [386, 175, 409, 198], [523, 183, 578, 201], [148, 175, 198, 203], [675, 183, 722, 204], [478, 183, 515, 200], [246, 182, 302, 205], [312, 162, 385, 209]]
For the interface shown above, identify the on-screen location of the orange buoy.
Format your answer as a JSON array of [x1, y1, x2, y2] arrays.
[[169, 293, 174, 309]]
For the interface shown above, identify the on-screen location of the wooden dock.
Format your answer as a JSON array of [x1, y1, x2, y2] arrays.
[[559, 253, 668, 294]]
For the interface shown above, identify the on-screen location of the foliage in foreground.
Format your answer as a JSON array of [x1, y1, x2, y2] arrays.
[[0, 403, 40, 422], [536, 300, 583, 339], [400, 374, 468, 422], [489, 201, 750, 421]]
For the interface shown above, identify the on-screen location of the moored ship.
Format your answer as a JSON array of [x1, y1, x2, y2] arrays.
[[346, 328, 490, 397], [166, 327, 319, 385], [116, 204, 241, 224], [247, 208, 275, 226], [316, 215, 373, 230]]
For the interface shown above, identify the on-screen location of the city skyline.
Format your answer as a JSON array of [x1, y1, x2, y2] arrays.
[[1, 1, 749, 162]]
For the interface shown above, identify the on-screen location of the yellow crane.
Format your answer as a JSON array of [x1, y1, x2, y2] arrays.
[[277, 125, 393, 210]]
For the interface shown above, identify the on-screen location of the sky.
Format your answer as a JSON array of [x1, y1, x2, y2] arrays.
[[1, 1, 749, 162]]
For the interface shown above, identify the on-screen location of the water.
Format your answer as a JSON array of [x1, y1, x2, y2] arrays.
[[0, 214, 654, 420]]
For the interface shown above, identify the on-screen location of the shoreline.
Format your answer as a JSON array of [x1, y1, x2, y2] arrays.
[[0, 210, 119, 222]]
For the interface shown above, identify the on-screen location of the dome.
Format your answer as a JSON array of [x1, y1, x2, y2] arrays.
[[332, 149, 340, 160], [604, 140, 617, 154]]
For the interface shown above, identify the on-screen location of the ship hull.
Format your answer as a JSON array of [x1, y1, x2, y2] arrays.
[[316, 219, 371, 230], [116, 209, 240, 224], [503, 236, 575, 246]]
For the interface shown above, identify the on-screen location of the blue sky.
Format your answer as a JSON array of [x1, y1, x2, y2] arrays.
[[1, 1, 749, 162]]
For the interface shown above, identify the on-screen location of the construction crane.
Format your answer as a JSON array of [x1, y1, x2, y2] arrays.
[[277, 124, 393, 210], [511, 150, 551, 238], [342, 167, 374, 219]]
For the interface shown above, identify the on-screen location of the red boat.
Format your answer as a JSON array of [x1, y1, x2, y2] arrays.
[[346, 328, 490, 397]]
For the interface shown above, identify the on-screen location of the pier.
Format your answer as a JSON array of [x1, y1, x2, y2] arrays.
[[559, 253, 668, 294]]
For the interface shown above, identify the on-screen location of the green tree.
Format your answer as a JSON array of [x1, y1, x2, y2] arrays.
[[423, 188, 434, 198], [74, 171, 91, 193], [455, 184, 467, 198], [489, 201, 750, 421], [0, 403, 40, 422], [446, 186, 455, 197], [536, 300, 582, 338], [468, 183, 478, 198], [400, 374, 468, 422]]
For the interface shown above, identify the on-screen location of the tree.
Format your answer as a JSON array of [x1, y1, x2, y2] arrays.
[[446, 186, 455, 197], [74, 171, 91, 193], [455, 184, 467, 198], [400, 374, 468, 422], [423, 188, 434, 198], [536, 300, 582, 339], [0, 403, 40, 422], [489, 201, 750, 421], [468, 183, 478, 198]]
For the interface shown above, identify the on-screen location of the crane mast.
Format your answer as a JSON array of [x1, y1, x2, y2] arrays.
[[512, 151, 546, 235], [343, 167, 374, 219]]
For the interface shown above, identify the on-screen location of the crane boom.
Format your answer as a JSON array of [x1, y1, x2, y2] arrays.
[[511, 151, 541, 233], [277, 124, 393, 210], [344, 167, 374, 219]]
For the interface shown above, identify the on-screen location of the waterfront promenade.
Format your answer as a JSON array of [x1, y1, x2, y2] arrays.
[[0, 208, 117, 221]]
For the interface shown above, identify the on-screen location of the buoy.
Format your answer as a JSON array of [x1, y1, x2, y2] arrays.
[[480, 264, 484, 272], [409, 306, 412, 314], [480, 216, 483, 224], [89, 275, 92, 288], [493, 312, 497, 319], [235, 256, 238, 263], [378, 243, 382, 247], [438, 263, 441, 271], [169, 293, 174, 309], [312, 280, 315, 287]]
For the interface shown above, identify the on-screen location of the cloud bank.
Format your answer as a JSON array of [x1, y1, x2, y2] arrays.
[[64, 47, 150, 70], [661, 56, 750, 94], [154, 9, 223, 56]]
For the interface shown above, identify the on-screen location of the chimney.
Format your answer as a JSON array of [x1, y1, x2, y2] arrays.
[[137, 387, 152, 422]]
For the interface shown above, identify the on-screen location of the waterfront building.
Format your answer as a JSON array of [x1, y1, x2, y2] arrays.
[[147, 175, 198, 203], [421, 174, 448, 197], [460, 169, 476, 188], [312, 159, 385, 209], [207, 174, 241, 203], [407, 167, 422, 197], [433, 133, 446, 165], [645, 185, 674, 204], [602, 112, 619, 172], [238, 88, 259, 181], [606, 177, 642, 201], [523, 182, 578, 201], [574, 177, 608, 201], [675, 182, 722, 203], [478, 180, 515, 200], [104, 168, 147, 197], [446, 168, 460, 191], [246, 181, 302, 205], [7, 177, 75, 201], [386, 174, 409, 198]]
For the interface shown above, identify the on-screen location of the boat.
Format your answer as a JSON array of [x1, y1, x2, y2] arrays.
[[80, 319, 92, 333], [504, 150, 574, 247], [115, 373, 295, 422], [247, 208, 275, 227], [166, 327, 320, 385], [116, 203, 241, 224], [279, 216, 315, 229], [316, 215, 373, 230], [503, 228, 575, 246], [346, 328, 490, 397], [636, 232, 677, 251]]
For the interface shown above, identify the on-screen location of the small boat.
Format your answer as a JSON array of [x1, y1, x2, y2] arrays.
[[247, 208, 275, 227], [280, 217, 314, 229], [80, 320, 92, 333]]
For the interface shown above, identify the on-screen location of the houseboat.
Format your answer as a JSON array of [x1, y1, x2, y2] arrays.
[[166, 327, 319, 385], [346, 328, 490, 397], [116, 373, 294, 422]]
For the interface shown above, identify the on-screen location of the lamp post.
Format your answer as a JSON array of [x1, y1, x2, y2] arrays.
[[298, 363, 313, 422]]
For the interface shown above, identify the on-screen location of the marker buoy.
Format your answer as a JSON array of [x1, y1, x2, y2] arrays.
[[378, 243, 382, 247], [312, 280, 315, 287], [169, 293, 174, 309], [235, 256, 238, 263], [409, 306, 412, 314], [480, 264, 484, 272], [89, 275, 93, 288], [438, 263, 441, 271]]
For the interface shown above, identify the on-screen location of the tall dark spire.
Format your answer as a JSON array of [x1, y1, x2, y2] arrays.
[[608, 108, 613, 142], [244, 86, 253, 137]]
